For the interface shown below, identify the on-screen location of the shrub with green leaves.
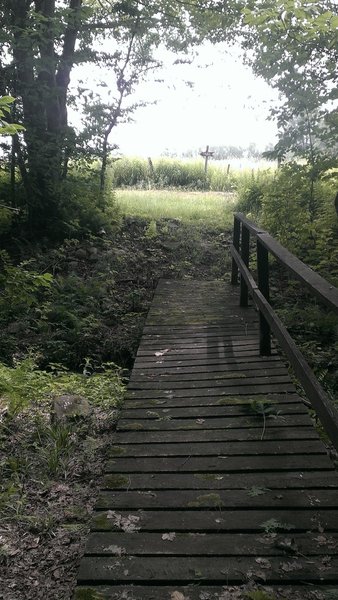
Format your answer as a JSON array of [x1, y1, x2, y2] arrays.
[[0, 251, 53, 321]]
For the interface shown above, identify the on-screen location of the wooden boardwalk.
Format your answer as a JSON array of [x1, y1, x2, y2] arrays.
[[75, 280, 338, 599]]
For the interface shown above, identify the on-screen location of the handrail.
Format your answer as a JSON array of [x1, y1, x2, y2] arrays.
[[230, 212, 338, 451], [235, 213, 338, 313]]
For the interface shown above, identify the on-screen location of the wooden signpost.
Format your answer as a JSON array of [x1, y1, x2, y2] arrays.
[[200, 145, 214, 175]]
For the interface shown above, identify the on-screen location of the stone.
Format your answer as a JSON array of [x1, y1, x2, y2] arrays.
[[52, 395, 91, 422]]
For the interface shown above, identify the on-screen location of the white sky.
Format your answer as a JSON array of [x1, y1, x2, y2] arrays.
[[71, 42, 279, 158]]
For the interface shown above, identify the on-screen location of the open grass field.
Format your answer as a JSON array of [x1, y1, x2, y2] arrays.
[[116, 189, 236, 228]]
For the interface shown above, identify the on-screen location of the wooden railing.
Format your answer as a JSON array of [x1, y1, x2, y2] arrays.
[[230, 212, 338, 450]]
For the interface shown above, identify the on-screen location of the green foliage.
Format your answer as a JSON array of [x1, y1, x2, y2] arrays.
[[242, 1, 338, 169], [0, 252, 53, 321], [236, 170, 274, 216], [0, 96, 24, 135], [236, 163, 338, 268], [0, 357, 125, 418]]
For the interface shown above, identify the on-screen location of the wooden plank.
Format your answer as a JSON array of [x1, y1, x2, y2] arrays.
[[126, 383, 296, 399], [117, 414, 312, 432], [112, 427, 319, 444], [75, 586, 338, 600], [78, 554, 338, 583], [128, 373, 292, 390], [137, 342, 264, 356], [131, 360, 285, 376], [107, 439, 325, 457], [91, 509, 338, 532], [124, 394, 304, 409], [84, 530, 338, 556], [101, 471, 338, 490], [96, 488, 338, 510], [121, 403, 307, 420], [104, 454, 332, 473], [134, 355, 282, 369]]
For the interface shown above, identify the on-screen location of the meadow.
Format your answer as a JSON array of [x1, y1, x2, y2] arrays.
[[116, 188, 236, 228]]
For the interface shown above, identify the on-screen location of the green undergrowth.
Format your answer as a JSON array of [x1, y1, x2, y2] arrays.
[[0, 357, 125, 418]]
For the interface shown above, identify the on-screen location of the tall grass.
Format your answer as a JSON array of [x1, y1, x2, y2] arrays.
[[111, 157, 275, 192], [116, 189, 236, 229]]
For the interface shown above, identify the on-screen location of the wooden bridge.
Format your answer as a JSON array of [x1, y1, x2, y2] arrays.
[[75, 214, 338, 599]]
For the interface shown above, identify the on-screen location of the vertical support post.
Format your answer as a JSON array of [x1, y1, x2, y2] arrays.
[[257, 238, 271, 355], [240, 225, 250, 307], [231, 215, 241, 285]]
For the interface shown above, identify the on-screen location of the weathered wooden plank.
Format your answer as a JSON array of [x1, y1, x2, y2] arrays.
[[124, 393, 304, 409], [91, 509, 338, 532], [112, 426, 319, 444], [131, 360, 285, 376], [126, 383, 296, 399], [84, 530, 338, 556], [130, 366, 289, 382], [101, 471, 338, 491], [128, 374, 292, 391], [74, 586, 338, 600], [117, 414, 312, 431], [77, 554, 338, 583], [96, 488, 338, 510], [121, 403, 307, 420], [104, 454, 332, 473], [134, 354, 280, 368], [137, 343, 265, 356], [107, 439, 325, 457]]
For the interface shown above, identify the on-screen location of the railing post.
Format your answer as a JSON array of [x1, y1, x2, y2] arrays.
[[231, 215, 241, 285], [240, 225, 250, 307], [257, 238, 271, 355]]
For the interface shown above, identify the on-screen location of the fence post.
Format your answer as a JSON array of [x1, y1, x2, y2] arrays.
[[231, 215, 241, 285], [257, 238, 271, 355], [240, 225, 250, 307]]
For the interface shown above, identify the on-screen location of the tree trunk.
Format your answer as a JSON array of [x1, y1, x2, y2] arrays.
[[8, 0, 82, 234]]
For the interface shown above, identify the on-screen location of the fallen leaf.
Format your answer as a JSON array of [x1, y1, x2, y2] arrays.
[[280, 560, 302, 572], [255, 557, 271, 569], [162, 532, 176, 541], [154, 349, 170, 357]]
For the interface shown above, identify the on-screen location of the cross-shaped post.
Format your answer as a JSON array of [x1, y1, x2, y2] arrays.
[[199, 145, 214, 176]]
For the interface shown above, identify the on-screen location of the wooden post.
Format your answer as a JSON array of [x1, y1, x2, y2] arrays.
[[240, 225, 250, 307], [199, 145, 214, 176], [231, 215, 240, 285], [257, 239, 271, 355]]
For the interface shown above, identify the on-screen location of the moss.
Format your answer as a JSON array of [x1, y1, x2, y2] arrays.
[[109, 446, 126, 456], [187, 493, 223, 507], [74, 589, 106, 600], [120, 422, 144, 430], [103, 474, 129, 488], [92, 513, 110, 530]]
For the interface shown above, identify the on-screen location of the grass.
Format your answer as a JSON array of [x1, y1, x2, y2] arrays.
[[115, 189, 236, 228]]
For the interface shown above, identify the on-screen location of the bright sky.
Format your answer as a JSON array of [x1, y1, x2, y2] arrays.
[[71, 42, 279, 158]]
